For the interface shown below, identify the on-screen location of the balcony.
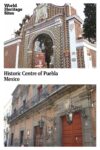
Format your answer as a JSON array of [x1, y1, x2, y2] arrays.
[[7, 85, 64, 123]]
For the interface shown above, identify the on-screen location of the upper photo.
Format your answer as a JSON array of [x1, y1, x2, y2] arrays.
[[4, 3, 96, 68]]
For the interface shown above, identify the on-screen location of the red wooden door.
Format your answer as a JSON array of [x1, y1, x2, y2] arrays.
[[62, 112, 82, 146], [34, 126, 43, 146]]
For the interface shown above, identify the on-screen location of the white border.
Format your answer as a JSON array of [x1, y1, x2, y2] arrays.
[[0, 0, 100, 149]]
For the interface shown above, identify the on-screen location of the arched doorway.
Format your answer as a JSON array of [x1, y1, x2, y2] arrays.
[[33, 33, 54, 68]]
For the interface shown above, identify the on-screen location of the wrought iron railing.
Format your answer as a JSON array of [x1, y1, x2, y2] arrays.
[[7, 85, 64, 123]]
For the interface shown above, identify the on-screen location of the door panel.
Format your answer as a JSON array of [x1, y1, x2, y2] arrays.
[[34, 126, 43, 146], [20, 130, 24, 146], [62, 112, 82, 146]]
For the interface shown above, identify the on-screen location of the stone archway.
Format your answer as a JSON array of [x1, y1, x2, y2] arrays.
[[28, 30, 55, 68]]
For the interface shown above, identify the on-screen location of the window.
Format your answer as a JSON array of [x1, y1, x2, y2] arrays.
[[10, 133, 14, 146], [23, 99, 26, 107], [37, 85, 42, 94], [37, 85, 43, 100], [14, 108, 16, 114]]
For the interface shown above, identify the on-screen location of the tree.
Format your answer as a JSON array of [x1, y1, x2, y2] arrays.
[[83, 4, 96, 43]]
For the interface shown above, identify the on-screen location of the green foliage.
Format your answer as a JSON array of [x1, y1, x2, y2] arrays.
[[83, 4, 96, 43]]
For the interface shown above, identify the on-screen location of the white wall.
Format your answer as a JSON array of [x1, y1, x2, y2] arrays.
[[68, 19, 78, 68]]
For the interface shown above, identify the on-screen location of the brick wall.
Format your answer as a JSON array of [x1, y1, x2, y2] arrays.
[[70, 6, 77, 16], [90, 49, 96, 67], [4, 44, 17, 68], [18, 31, 25, 68], [77, 48, 85, 68], [75, 20, 82, 39]]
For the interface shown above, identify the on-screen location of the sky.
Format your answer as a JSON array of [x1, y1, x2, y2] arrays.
[[4, 0, 85, 41], [3, 83, 17, 112]]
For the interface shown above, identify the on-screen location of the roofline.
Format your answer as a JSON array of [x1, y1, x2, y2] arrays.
[[4, 36, 22, 45], [12, 85, 20, 96], [66, 15, 83, 24], [76, 39, 96, 51]]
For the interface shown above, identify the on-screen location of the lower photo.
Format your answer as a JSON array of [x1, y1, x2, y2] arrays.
[[4, 84, 96, 147]]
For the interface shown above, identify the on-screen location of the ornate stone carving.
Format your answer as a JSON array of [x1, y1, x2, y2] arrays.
[[35, 4, 48, 23]]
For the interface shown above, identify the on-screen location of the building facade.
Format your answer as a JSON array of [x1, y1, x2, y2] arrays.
[[4, 3, 96, 68], [7, 84, 96, 146]]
